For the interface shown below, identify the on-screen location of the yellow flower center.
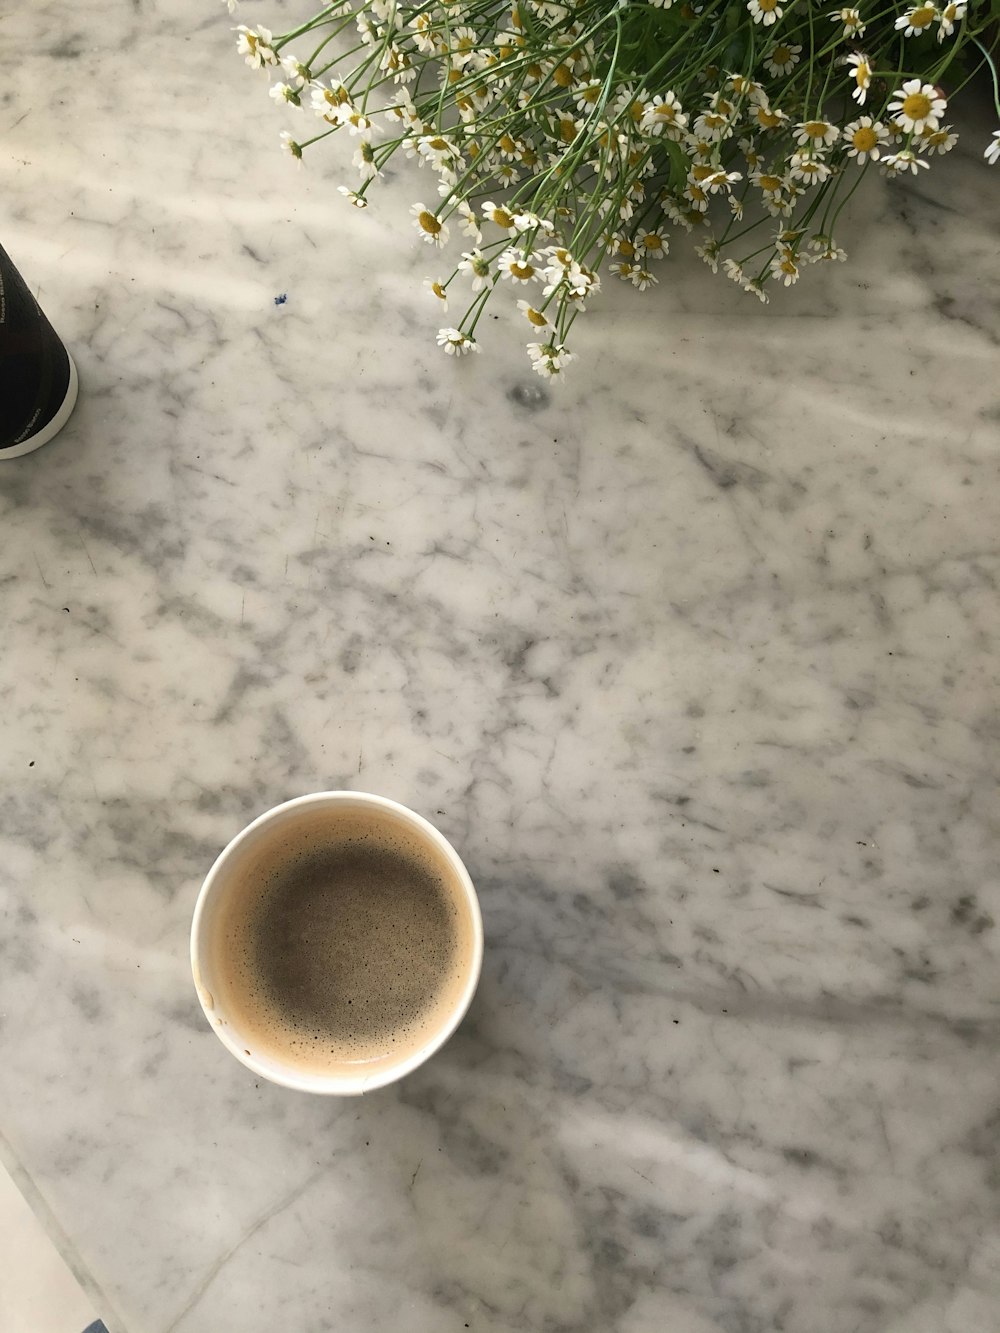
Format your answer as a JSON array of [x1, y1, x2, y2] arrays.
[[431, 282, 446, 301], [757, 108, 782, 128], [581, 84, 601, 103], [772, 45, 791, 63], [510, 262, 534, 279], [758, 173, 783, 191], [618, 239, 635, 257], [491, 206, 515, 228], [759, 0, 779, 12], [687, 184, 707, 202], [852, 126, 877, 151], [561, 119, 577, 144], [655, 101, 677, 120], [854, 61, 870, 86], [923, 128, 947, 145], [553, 64, 573, 87], [902, 91, 932, 120], [643, 233, 664, 251], [524, 306, 548, 327], [499, 133, 517, 154], [804, 120, 829, 138], [911, 5, 935, 26], [418, 211, 441, 235], [780, 259, 796, 275], [691, 163, 714, 180]]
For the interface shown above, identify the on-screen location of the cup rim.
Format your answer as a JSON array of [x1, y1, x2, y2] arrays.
[[190, 790, 483, 1095]]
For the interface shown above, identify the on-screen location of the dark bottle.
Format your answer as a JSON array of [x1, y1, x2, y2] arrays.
[[1, 241, 78, 459]]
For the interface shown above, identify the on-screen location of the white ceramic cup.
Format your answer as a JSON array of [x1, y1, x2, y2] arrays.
[[190, 792, 483, 1095]]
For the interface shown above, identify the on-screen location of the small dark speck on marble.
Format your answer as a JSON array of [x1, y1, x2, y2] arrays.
[[507, 382, 549, 410], [274, 293, 288, 305]]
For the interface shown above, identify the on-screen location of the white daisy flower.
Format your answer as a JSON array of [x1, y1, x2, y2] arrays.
[[696, 166, 743, 194], [936, 0, 966, 38], [747, 0, 783, 25], [843, 116, 890, 163], [640, 92, 688, 136], [888, 80, 946, 134], [751, 167, 789, 195], [894, 3, 937, 36], [446, 25, 479, 67], [457, 249, 491, 291], [753, 104, 790, 131], [695, 240, 721, 272], [745, 279, 769, 304], [920, 124, 958, 154], [352, 140, 380, 180], [512, 211, 556, 235], [788, 149, 832, 184], [415, 134, 458, 171], [516, 300, 554, 335], [311, 81, 353, 124], [269, 81, 300, 106], [634, 226, 670, 259], [424, 279, 449, 310], [280, 54, 311, 86], [763, 43, 802, 77], [830, 7, 866, 36], [795, 119, 839, 147], [344, 110, 378, 137], [630, 268, 658, 291], [882, 149, 930, 175], [279, 131, 303, 163], [844, 53, 873, 105], [436, 328, 480, 356], [498, 248, 541, 284], [693, 108, 733, 141], [526, 341, 575, 378], [456, 202, 482, 242], [235, 23, 278, 69], [728, 74, 768, 103], [609, 259, 636, 281], [682, 181, 710, 212], [410, 203, 449, 247], [770, 251, 800, 285], [985, 130, 1000, 165], [574, 78, 605, 113], [337, 186, 367, 208], [808, 235, 848, 262], [481, 201, 519, 234]]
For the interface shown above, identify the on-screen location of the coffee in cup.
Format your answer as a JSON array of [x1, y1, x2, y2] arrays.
[[191, 793, 483, 1094]]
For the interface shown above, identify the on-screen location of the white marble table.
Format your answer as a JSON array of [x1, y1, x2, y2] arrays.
[[3, 3, 1000, 1331]]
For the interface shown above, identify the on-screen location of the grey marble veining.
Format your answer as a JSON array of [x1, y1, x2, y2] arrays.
[[2, 3, 1000, 1331]]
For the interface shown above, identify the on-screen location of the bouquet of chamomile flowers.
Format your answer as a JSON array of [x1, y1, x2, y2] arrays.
[[235, 0, 1000, 377]]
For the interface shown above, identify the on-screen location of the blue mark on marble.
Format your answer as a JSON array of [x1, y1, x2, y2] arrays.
[[274, 293, 288, 306]]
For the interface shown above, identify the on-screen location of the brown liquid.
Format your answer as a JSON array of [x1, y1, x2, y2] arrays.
[[212, 809, 473, 1071]]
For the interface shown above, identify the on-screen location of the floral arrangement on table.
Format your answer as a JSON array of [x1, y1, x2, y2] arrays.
[[233, 0, 1000, 376]]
